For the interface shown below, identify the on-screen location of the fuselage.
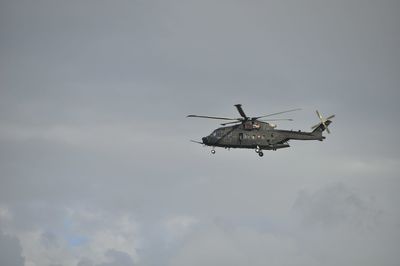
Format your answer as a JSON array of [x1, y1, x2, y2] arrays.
[[202, 121, 324, 150]]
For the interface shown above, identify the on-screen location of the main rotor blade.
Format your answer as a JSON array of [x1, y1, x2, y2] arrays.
[[259, 118, 293, 121], [234, 104, 248, 119], [187, 115, 239, 121], [254, 108, 302, 119], [221, 121, 242, 126]]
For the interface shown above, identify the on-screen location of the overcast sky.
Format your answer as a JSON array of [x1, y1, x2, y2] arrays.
[[1, 0, 399, 265]]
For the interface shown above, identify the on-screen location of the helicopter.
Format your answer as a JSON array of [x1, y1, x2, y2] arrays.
[[187, 104, 334, 157]]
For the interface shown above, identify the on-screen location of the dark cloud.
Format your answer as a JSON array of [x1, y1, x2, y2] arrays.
[[97, 250, 135, 266], [290, 183, 400, 266], [77, 258, 93, 266], [169, 183, 399, 266], [0, 231, 25, 266], [77, 250, 135, 266], [293, 183, 382, 228], [41, 231, 60, 249]]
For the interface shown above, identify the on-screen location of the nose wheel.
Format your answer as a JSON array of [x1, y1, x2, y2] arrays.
[[211, 149, 216, 154]]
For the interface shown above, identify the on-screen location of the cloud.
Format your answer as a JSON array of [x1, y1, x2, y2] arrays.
[[169, 223, 313, 266], [77, 249, 135, 266], [291, 183, 400, 266], [97, 249, 135, 266], [41, 231, 60, 249], [0, 204, 140, 266], [293, 183, 382, 228], [164, 215, 198, 242], [0, 231, 25, 266], [77, 258, 94, 266], [169, 183, 400, 266]]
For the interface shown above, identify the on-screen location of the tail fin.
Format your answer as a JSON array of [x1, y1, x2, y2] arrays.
[[312, 120, 332, 138], [312, 120, 332, 133]]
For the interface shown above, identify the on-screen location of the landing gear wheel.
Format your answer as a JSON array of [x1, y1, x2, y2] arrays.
[[258, 151, 264, 157], [211, 149, 216, 154]]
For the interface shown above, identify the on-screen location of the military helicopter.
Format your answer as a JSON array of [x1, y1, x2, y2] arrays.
[[187, 104, 334, 157]]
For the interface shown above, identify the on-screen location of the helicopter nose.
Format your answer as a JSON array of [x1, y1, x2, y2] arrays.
[[202, 137, 208, 144]]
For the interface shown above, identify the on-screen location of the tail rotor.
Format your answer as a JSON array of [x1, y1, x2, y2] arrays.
[[311, 110, 335, 133]]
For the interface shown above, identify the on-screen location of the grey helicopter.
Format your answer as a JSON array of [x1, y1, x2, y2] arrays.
[[187, 104, 334, 157]]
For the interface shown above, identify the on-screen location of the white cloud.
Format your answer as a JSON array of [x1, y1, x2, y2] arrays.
[[0, 206, 140, 266], [0, 205, 13, 227], [164, 215, 198, 242]]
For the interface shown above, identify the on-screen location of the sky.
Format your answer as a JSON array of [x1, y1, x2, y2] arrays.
[[0, 0, 399, 265]]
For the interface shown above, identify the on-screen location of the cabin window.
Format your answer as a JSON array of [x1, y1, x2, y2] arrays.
[[252, 135, 255, 139]]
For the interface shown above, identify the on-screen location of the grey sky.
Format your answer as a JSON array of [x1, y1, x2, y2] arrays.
[[1, 0, 399, 265]]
